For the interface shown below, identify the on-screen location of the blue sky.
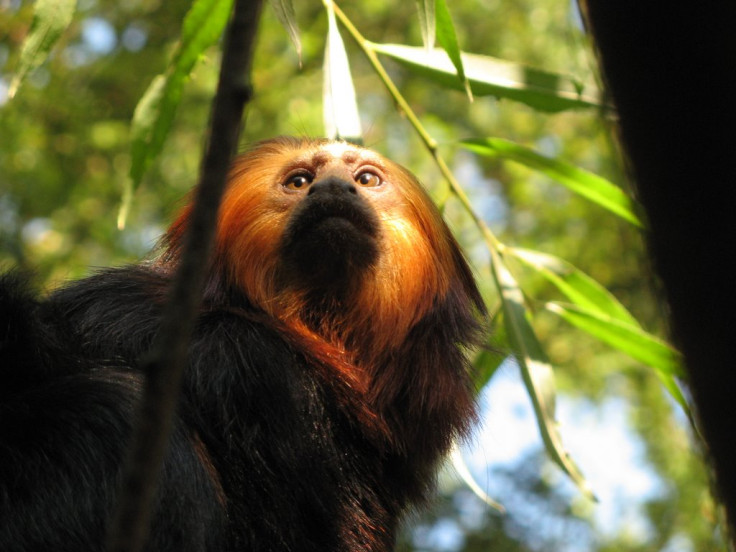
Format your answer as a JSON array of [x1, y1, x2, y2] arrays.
[[453, 358, 673, 550]]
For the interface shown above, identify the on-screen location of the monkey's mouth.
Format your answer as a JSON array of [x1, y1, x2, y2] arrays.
[[305, 203, 378, 237], [279, 195, 381, 286]]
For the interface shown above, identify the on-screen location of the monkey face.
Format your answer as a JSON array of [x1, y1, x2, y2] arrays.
[[179, 137, 477, 345], [216, 139, 431, 291], [277, 142, 396, 290]]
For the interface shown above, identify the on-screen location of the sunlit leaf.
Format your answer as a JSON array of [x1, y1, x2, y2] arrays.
[[434, 0, 472, 100], [8, 0, 77, 99], [122, 75, 170, 228], [323, 1, 362, 143], [461, 138, 643, 227], [269, 0, 302, 65], [415, 0, 435, 51], [474, 345, 506, 392], [369, 43, 604, 113], [122, 0, 234, 228], [545, 301, 689, 413], [507, 247, 639, 327], [657, 373, 690, 416], [178, 0, 234, 68], [545, 302, 683, 378], [474, 313, 508, 391], [450, 443, 505, 512], [491, 250, 595, 500]]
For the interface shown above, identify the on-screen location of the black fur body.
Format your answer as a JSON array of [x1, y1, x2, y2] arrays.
[[1, 268, 424, 551], [0, 138, 484, 551]]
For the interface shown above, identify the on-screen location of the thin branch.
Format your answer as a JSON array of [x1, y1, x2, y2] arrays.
[[106, 1, 264, 551], [327, 0, 502, 252]]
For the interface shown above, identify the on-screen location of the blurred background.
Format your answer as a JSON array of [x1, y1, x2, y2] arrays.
[[0, 0, 723, 549]]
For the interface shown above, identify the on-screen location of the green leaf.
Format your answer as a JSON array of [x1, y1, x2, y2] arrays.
[[415, 0, 436, 51], [491, 250, 595, 500], [461, 138, 643, 228], [178, 0, 234, 68], [434, 0, 472, 100], [474, 310, 508, 390], [323, 1, 362, 143], [269, 0, 302, 65], [507, 247, 639, 327], [545, 302, 683, 378], [122, 0, 234, 228], [545, 301, 689, 413], [369, 43, 604, 113], [128, 74, 174, 190], [474, 342, 506, 391], [8, 0, 77, 99], [450, 443, 504, 512], [656, 373, 690, 416]]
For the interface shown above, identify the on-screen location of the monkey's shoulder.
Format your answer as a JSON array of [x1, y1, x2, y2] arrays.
[[47, 265, 305, 380], [49, 265, 169, 333]]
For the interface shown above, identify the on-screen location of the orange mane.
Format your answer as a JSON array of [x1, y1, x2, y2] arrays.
[[163, 137, 483, 402]]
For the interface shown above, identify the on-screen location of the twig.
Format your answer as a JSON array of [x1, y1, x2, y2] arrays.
[[106, 1, 264, 551], [327, 0, 502, 252]]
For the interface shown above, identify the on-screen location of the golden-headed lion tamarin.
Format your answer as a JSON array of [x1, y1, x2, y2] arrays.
[[0, 136, 486, 551]]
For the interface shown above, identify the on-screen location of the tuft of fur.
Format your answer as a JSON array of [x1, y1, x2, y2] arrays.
[[1, 137, 486, 551]]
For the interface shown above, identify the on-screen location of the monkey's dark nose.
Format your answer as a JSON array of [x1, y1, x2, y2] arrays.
[[308, 178, 357, 196]]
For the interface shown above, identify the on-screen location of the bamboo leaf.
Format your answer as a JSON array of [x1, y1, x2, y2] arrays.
[[545, 302, 683, 378], [474, 312, 508, 390], [323, 1, 362, 143], [545, 301, 688, 412], [507, 247, 639, 327], [450, 443, 505, 512], [369, 42, 604, 113], [122, 0, 234, 228], [178, 0, 233, 68], [657, 373, 690, 416], [415, 0, 436, 51], [491, 250, 595, 500], [128, 73, 175, 189], [269, 0, 302, 64], [461, 138, 643, 227], [8, 0, 77, 99], [474, 343, 506, 391], [434, 0, 472, 100]]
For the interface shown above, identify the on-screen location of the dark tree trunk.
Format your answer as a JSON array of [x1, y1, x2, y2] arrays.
[[582, 1, 736, 543]]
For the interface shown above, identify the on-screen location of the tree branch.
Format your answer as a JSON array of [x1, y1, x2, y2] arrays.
[[106, 1, 265, 550], [582, 0, 736, 544]]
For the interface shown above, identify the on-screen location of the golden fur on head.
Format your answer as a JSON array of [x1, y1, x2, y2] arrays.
[[165, 136, 483, 366], [163, 136, 485, 449]]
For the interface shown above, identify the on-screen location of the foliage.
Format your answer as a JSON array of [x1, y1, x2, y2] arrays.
[[0, 0, 724, 549]]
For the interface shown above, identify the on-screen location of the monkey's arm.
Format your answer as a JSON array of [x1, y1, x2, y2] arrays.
[[0, 270, 225, 552]]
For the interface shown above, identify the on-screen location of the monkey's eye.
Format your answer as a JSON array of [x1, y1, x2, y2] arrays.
[[355, 171, 382, 187], [284, 173, 313, 190]]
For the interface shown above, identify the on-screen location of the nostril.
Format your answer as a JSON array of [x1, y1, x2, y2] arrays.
[[308, 178, 357, 196]]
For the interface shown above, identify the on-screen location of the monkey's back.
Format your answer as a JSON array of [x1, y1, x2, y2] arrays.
[[0, 267, 406, 551]]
